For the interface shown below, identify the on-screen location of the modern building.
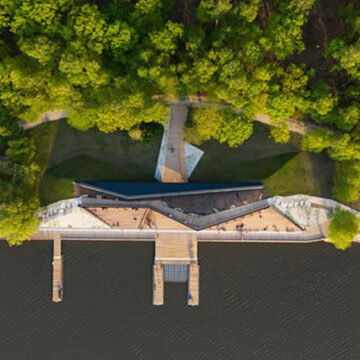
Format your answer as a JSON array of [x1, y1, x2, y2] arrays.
[[36, 181, 355, 305]]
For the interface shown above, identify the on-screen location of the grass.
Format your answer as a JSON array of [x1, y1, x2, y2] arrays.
[[34, 120, 335, 205], [264, 152, 334, 197], [37, 120, 161, 204]]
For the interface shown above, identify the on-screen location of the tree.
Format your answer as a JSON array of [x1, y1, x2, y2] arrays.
[[0, 113, 41, 244], [327, 208, 359, 250], [149, 21, 183, 55], [217, 110, 253, 147], [185, 106, 223, 145], [197, 0, 232, 22], [302, 129, 331, 153], [327, 134, 360, 161], [333, 161, 360, 202], [0, 197, 40, 246], [270, 121, 291, 143]]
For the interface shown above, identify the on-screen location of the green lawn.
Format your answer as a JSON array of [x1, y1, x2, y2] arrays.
[[264, 151, 334, 198], [192, 124, 334, 198], [35, 120, 161, 205], [33, 120, 335, 205]]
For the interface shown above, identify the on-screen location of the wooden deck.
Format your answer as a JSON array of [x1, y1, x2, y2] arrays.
[[52, 233, 63, 302], [188, 263, 199, 306], [155, 233, 197, 263], [154, 233, 199, 305], [153, 263, 164, 305]]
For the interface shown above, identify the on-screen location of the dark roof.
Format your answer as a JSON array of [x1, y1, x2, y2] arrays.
[[74, 181, 263, 200]]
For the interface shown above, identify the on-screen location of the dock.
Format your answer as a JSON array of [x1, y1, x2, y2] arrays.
[[153, 263, 164, 305], [188, 263, 199, 306], [52, 233, 63, 302], [153, 233, 199, 306]]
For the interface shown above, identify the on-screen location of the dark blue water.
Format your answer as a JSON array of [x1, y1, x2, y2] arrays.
[[0, 240, 360, 359]]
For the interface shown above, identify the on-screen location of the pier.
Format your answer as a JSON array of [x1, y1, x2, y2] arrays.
[[153, 233, 199, 306], [52, 233, 63, 302], [153, 263, 164, 305], [188, 263, 199, 306]]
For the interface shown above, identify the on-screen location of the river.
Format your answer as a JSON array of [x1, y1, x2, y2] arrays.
[[0, 240, 359, 359]]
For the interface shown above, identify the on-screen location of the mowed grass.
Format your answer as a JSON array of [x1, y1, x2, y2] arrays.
[[264, 151, 334, 198], [36, 120, 161, 204], [33, 120, 335, 205]]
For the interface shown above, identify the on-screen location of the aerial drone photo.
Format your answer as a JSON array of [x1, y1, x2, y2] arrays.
[[1, 0, 360, 359]]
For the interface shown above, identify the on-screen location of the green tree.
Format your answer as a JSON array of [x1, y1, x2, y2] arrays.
[[217, 110, 253, 147], [149, 21, 183, 55], [0, 197, 40, 245], [197, 0, 232, 22], [333, 161, 360, 202], [302, 129, 331, 153], [270, 121, 291, 143], [185, 106, 223, 145], [327, 208, 359, 250]]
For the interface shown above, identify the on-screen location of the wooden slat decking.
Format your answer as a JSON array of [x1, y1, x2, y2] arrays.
[[52, 233, 63, 302], [153, 263, 164, 305], [188, 263, 199, 306], [155, 233, 197, 263]]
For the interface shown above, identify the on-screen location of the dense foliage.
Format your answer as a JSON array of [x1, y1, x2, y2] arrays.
[[1, 0, 360, 240], [0, 108, 40, 244], [327, 208, 359, 250]]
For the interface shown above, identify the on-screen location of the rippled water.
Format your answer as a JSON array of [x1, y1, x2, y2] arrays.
[[0, 240, 360, 359]]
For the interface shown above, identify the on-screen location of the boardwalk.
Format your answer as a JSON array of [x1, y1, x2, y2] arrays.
[[159, 105, 188, 182], [188, 263, 199, 306], [52, 233, 63, 302], [153, 263, 164, 305], [155, 233, 197, 264]]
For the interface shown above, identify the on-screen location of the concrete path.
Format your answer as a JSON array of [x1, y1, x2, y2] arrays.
[[161, 95, 334, 136], [22, 110, 67, 130], [21, 97, 333, 136]]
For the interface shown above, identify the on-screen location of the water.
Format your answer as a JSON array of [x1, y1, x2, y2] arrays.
[[0, 240, 360, 359]]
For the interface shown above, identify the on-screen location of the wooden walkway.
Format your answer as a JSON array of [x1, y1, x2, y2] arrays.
[[154, 233, 199, 306], [153, 263, 164, 305], [52, 233, 63, 302], [155, 233, 197, 263], [188, 263, 199, 306]]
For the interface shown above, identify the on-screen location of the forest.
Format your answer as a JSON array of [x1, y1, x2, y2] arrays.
[[0, 0, 360, 243]]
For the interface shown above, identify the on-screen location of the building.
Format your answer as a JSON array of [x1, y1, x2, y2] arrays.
[[36, 181, 355, 305]]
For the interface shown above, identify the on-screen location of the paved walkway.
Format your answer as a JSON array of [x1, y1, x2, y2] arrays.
[[21, 96, 333, 136], [161, 105, 188, 183], [165, 96, 333, 136]]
